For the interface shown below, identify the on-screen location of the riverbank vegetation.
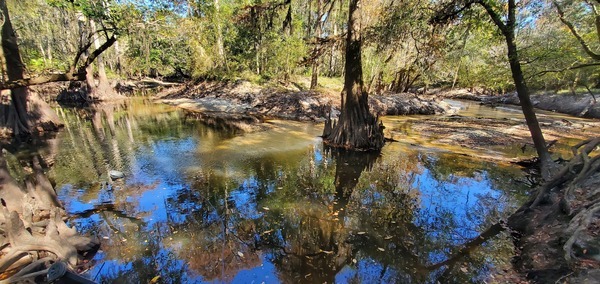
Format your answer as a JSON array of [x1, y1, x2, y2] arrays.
[[5, 0, 600, 94]]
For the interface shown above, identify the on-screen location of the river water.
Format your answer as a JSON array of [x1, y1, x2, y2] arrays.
[[31, 98, 541, 283]]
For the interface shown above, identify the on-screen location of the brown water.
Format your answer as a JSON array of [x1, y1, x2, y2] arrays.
[[12, 98, 559, 283]]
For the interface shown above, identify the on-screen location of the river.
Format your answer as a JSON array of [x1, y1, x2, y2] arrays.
[[12, 98, 580, 283]]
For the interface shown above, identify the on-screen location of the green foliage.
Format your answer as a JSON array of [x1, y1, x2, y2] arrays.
[[6, 0, 600, 93]]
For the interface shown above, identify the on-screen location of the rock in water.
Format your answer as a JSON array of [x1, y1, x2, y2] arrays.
[[109, 170, 124, 180]]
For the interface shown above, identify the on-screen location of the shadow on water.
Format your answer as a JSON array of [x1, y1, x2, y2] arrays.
[[7, 97, 536, 283]]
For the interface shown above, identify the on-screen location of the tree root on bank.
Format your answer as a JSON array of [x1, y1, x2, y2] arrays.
[[530, 137, 600, 208], [563, 202, 600, 263], [0, 201, 98, 282], [525, 137, 600, 269]]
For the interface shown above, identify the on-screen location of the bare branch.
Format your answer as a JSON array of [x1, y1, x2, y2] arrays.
[[533, 62, 600, 78]]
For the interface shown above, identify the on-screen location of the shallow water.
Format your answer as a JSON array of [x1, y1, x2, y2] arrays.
[[33, 98, 536, 283]]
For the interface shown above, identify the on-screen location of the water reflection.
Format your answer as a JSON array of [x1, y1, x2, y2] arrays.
[[46, 98, 528, 283]]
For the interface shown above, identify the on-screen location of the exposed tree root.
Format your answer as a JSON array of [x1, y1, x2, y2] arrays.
[[513, 136, 600, 282], [530, 137, 600, 208], [0, 150, 98, 282], [563, 202, 600, 263]]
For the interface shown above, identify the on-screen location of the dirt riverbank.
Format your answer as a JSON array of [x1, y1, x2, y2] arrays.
[[154, 80, 449, 122], [437, 89, 600, 119]]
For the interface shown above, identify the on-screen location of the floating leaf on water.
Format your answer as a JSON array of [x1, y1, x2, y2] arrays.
[[357, 232, 366, 235], [460, 267, 468, 273], [149, 276, 161, 284], [377, 247, 385, 252], [262, 207, 270, 211], [261, 229, 274, 236], [304, 273, 311, 278], [237, 251, 244, 258], [320, 250, 334, 254], [352, 259, 357, 264], [384, 236, 393, 240]]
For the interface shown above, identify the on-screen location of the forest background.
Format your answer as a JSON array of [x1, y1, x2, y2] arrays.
[[6, 0, 600, 97]]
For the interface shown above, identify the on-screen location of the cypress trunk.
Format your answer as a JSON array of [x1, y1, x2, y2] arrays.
[[90, 19, 114, 99], [0, 0, 61, 137], [322, 0, 384, 151]]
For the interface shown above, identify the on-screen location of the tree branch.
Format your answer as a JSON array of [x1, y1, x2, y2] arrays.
[[0, 73, 85, 90], [477, 0, 508, 35], [80, 34, 116, 72], [554, 0, 600, 61], [1, 34, 116, 90], [583, 0, 600, 45], [532, 62, 600, 78], [430, 0, 478, 25]]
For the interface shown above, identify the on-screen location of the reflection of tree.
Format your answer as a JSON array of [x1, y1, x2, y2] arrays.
[[330, 147, 379, 215], [252, 148, 380, 283], [46, 102, 524, 283], [160, 172, 262, 281]]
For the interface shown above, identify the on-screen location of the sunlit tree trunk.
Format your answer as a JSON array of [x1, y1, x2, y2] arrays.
[[90, 19, 115, 99], [114, 39, 123, 75], [214, 0, 226, 68], [310, 0, 323, 90], [322, 0, 385, 151]]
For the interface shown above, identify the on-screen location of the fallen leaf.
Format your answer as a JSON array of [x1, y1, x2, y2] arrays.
[[237, 251, 244, 258], [149, 276, 161, 284], [262, 207, 270, 211], [378, 247, 385, 252], [384, 236, 393, 240], [357, 231, 366, 235]]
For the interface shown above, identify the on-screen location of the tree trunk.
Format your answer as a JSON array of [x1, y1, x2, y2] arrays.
[[505, 33, 554, 178], [310, 0, 322, 90], [114, 39, 123, 75], [310, 61, 320, 90], [214, 0, 226, 68], [90, 19, 116, 100], [0, 0, 61, 137], [476, 0, 556, 179], [322, 0, 384, 151]]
